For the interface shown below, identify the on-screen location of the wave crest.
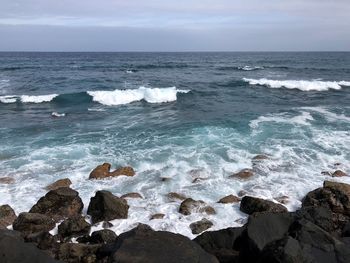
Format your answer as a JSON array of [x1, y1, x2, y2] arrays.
[[243, 78, 350, 91], [0, 94, 58, 104]]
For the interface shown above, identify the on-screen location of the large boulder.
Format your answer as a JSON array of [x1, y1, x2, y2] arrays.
[[56, 243, 101, 263], [103, 224, 219, 263], [87, 191, 129, 224], [240, 196, 287, 215], [57, 215, 91, 240], [90, 229, 117, 244], [0, 205, 17, 229], [12, 213, 55, 236], [179, 198, 216, 215], [190, 218, 213, 235], [0, 229, 60, 263], [89, 163, 135, 179], [29, 187, 83, 222], [45, 178, 72, 191]]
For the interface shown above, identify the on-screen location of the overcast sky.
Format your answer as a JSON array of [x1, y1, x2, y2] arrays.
[[1, 0, 349, 51]]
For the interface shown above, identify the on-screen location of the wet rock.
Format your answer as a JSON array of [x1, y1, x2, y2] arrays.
[[218, 195, 240, 204], [192, 177, 208, 183], [29, 187, 83, 222], [150, 213, 165, 220], [194, 227, 244, 263], [45, 178, 72, 191], [12, 212, 55, 236], [102, 221, 113, 229], [240, 196, 287, 215], [252, 154, 269, 161], [0, 229, 60, 263], [0, 176, 15, 184], [238, 190, 247, 197], [57, 215, 91, 240], [24, 231, 57, 252], [179, 198, 216, 215], [332, 170, 348, 177], [190, 218, 213, 235], [321, 171, 332, 176], [87, 190, 129, 224], [230, 169, 254, 180], [166, 192, 187, 201], [275, 195, 290, 205], [90, 229, 117, 244], [89, 163, 135, 179], [160, 177, 171, 182], [120, 192, 143, 199], [56, 243, 101, 263], [106, 224, 219, 263], [0, 204, 17, 229]]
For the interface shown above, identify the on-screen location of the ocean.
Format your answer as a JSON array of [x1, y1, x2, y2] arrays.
[[0, 52, 349, 238]]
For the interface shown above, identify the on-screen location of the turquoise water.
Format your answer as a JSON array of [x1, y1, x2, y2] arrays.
[[0, 52, 349, 237]]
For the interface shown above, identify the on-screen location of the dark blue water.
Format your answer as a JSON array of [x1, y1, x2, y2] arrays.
[[0, 52, 349, 236]]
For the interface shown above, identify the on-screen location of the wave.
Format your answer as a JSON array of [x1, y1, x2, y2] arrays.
[[87, 86, 190, 106], [0, 94, 58, 104], [243, 78, 350, 91], [216, 65, 264, 71], [238, 66, 264, 71]]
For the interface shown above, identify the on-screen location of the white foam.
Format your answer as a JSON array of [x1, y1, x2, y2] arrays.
[[0, 94, 58, 104], [0, 95, 17, 104], [51, 112, 65, 117], [239, 66, 264, 71], [87, 86, 190, 106], [243, 78, 350, 91]]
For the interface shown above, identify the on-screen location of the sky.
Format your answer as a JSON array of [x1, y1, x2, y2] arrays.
[[0, 0, 349, 51]]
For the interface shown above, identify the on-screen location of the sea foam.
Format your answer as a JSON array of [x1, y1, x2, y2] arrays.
[[243, 78, 350, 91], [87, 86, 190, 106], [0, 94, 58, 104]]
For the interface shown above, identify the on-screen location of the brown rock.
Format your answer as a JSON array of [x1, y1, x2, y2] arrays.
[[252, 155, 269, 162], [29, 187, 84, 222], [150, 213, 165, 220], [56, 243, 101, 263], [190, 218, 213, 235], [12, 212, 55, 236], [166, 192, 187, 201], [240, 196, 288, 215], [179, 198, 216, 215], [0, 205, 17, 229], [332, 170, 348, 177], [57, 215, 91, 240], [120, 192, 143, 199], [89, 163, 135, 179], [45, 178, 72, 191], [218, 195, 240, 204], [275, 195, 290, 205], [0, 177, 15, 184], [230, 168, 254, 179]]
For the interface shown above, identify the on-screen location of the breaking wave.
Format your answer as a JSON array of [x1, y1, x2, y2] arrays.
[[0, 94, 58, 104]]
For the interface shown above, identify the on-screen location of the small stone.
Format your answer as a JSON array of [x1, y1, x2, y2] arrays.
[[45, 178, 72, 191], [179, 198, 216, 215], [275, 195, 290, 205], [230, 168, 254, 179], [238, 190, 248, 197], [102, 221, 113, 229], [0, 177, 15, 184], [190, 218, 213, 235], [160, 177, 171, 182], [120, 192, 143, 199], [166, 192, 187, 201], [332, 170, 347, 177], [150, 213, 165, 220], [89, 163, 135, 179], [218, 195, 240, 204]]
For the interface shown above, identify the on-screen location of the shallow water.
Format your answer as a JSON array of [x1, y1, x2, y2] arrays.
[[0, 52, 349, 238]]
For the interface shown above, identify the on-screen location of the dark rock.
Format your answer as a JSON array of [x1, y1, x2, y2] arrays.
[[45, 178, 72, 191], [24, 231, 57, 252], [332, 170, 348, 177], [190, 218, 213, 235], [252, 155, 269, 161], [57, 215, 91, 240], [106, 224, 218, 263], [296, 206, 334, 232], [342, 221, 350, 237], [56, 243, 101, 263], [89, 163, 135, 179], [194, 227, 244, 263], [274, 195, 290, 205], [87, 190, 129, 224], [0, 229, 60, 263], [150, 213, 165, 220], [166, 192, 187, 201], [240, 196, 287, 215], [29, 187, 83, 222], [229, 169, 254, 180], [120, 192, 143, 199], [237, 190, 247, 197], [0, 177, 15, 184], [0, 204, 17, 229], [322, 171, 332, 176], [12, 213, 55, 236], [90, 229, 117, 244], [102, 221, 113, 229], [218, 195, 240, 204], [179, 198, 216, 215]]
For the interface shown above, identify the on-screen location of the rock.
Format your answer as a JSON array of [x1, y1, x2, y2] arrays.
[[0, 204, 17, 229], [252, 154, 269, 161], [275, 195, 290, 204], [106, 224, 219, 263], [102, 221, 113, 229], [0, 177, 15, 184], [194, 227, 244, 263], [321, 171, 332, 176], [0, 229, 60, 263], [190, 218, 213, 235], [24, 231, 57, 252], [90, 229, 117, 244], [45, 178, 72, 191], [179, 198, 216, 215], [56, 243, 101, 263], [166, 192, 187, 201], [150, 213, 165, 220], [87, 190, 129, 224], [12, 212, 55, 236], [229, 169, 254, 180], [29, 187, 83, 222], [89, 163, 135, 179], [192, 177, 208, 183], [160, 177, 171, 182], [238, 190, 247, 197], [57, 215, 91, 240], [240, 196, 287, 215], [120, 192, 143, 199], [218, 195, 240, 204], [332, 170, 348, 177]]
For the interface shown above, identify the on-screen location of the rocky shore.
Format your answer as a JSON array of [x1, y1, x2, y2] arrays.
[[1, 164, 350, 262]]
